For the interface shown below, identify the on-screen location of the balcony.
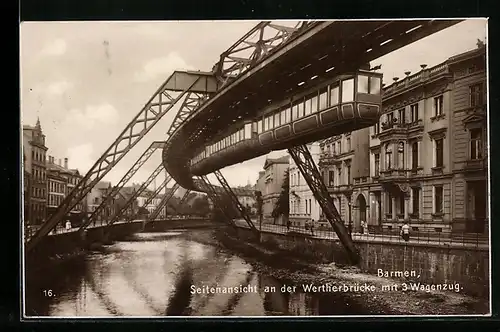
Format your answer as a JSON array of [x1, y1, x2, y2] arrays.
[[379, 120, 424, 141], [327, 184, 353, 194], [379, 168, 410, 181], [465, 158, 487, 171]]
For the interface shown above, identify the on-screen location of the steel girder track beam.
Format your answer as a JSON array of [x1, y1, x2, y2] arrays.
[[125, 175, 173, 222], [148, 183, 180, 221], [213, 21, 317, 89], [104, 163, 167, 228], [198, 176, 236, 228], [288, 145, 360, 264], [27, 74, 204, 253], [77, 141, 166, 232], [213, 170, 259, 235]]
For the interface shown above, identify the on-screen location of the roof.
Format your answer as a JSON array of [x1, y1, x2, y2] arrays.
[[263, 155, 289, 169], [233, 188, 255, 197], [95, 181, 112, 190]]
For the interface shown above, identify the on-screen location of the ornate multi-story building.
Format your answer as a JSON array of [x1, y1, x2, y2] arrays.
[[289, 142, 322, 227], [46, 156, 85, 226], [319, 127, 371, 232], [362, 43, 487, 235], [22, 118, 48, 226], [259, 155, 289, 222], [317, 44, 487, 236]]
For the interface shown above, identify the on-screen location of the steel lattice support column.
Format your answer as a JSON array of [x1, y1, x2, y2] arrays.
[[168, 189, 191, 215], [126, 175, 173, 222], [213, 170, 259, 236], [197, 176, 236, 228], [77, 141, 166, 232], [26, 72, 208, 252], [104, 164, 168, 228], [288, 145, 360, 264], [148, 183, 180, 221]]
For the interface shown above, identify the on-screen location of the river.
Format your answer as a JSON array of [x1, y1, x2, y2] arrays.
[[25, 230, 372, 317]]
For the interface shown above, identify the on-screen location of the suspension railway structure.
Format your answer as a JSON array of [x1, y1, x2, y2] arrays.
[[26, 19, 462, 264]]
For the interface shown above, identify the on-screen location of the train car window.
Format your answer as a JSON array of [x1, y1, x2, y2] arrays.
[[311, 94, 318, 113], [245, 123, 252, 139], [369, 76, 381, 95], [319, 88, 328, 110], [264, 116, 269, 131], [258, 120, 263, 133], [285, 107, 291, 123], [280, 109, 286, 124], [269, 114, 275, 129], [357, 75, 370, 94], [304, 97, 312, 115], [274, 113, 280, 127], [330, 85, 339, 105], [298, 99, 305, 118], [292, 103, 299, 120], [342, 79, 355, 102], [252, 122, 257, 133]]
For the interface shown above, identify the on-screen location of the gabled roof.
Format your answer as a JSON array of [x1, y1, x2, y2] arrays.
[[263, 155, 289, 169]]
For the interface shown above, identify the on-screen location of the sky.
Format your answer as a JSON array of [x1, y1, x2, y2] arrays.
[[20, 19, 487, 189]]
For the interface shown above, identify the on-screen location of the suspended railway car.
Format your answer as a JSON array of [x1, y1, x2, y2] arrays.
[[190, 69, 382, 176]]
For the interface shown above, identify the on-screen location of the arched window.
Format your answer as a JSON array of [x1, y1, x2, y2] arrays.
[[385, 144, 392, 170]]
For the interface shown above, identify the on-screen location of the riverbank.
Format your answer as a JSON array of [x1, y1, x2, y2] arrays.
[[183, 229, 489, 315]]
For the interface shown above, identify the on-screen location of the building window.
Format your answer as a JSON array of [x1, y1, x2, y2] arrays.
[[410, 103, 419, 122], [319, 88, 328, 110], [470, 128, 483, 160], [434, 186, 444, 214], [386, 112, 394, 125], [433, 95, 444, 117], [347, 165, 351, 185], [341, 79, 355, 103], [374, 153, 380, 176], [338, 141, 341, 154], [398, 108, 406, 124], [470, 83, 484, 107], [330, 85, 339, 105], [328, 170, 335, 187], [374, 121, 380, 135], [387, 193, 393, 215], [397, 142, 405, 169], [411, 141, 419, 169], [385, 144, 392, 169], [338, 167, 342, 185], [412, 187, 420, 216], [398, 195, 405, 216], [346, 137, 351, 151], [434, 138, 444, 167]]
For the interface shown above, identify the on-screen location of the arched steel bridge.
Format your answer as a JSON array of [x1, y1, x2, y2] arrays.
[[26, 19, 462, 263]]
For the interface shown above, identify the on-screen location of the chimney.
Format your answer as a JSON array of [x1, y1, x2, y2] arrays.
[[64, 158, 68, 169]]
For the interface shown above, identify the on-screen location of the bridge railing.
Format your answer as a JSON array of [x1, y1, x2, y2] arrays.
[[234, 220, 488, 249]]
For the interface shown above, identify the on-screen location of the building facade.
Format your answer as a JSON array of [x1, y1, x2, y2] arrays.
[[233, 187, 257, 214], [260, 156, 289, 222], [86, 181, 116, 223], [137, 189, 162, 214], [22, 118, 48, 226], [319, 127, 371, 232], [289, 143, 322, 227], [46, 156, 86, 226], [357, 44, 488, 235]]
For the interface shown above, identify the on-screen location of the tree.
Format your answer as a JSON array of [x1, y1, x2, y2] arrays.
[[272, 168, 289, 221], [211, 193, 240, 222], [191, 196, 210, 216]]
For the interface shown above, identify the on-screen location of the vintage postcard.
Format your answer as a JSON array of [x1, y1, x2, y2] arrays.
[[20, 19, 490, 318]]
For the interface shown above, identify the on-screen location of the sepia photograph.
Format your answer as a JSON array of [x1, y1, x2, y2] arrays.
[[20, 19, 490, 318]]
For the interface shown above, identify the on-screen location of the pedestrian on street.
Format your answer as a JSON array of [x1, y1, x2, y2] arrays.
[[360, 221, 365, 234], [310, 219, 315, 236], [400, 222, 410, 242], [287, 219, 291, 232], [65, 220, 72, 231]]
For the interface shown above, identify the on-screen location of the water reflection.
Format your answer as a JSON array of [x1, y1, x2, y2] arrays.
[[25, 230, 370, 317]]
